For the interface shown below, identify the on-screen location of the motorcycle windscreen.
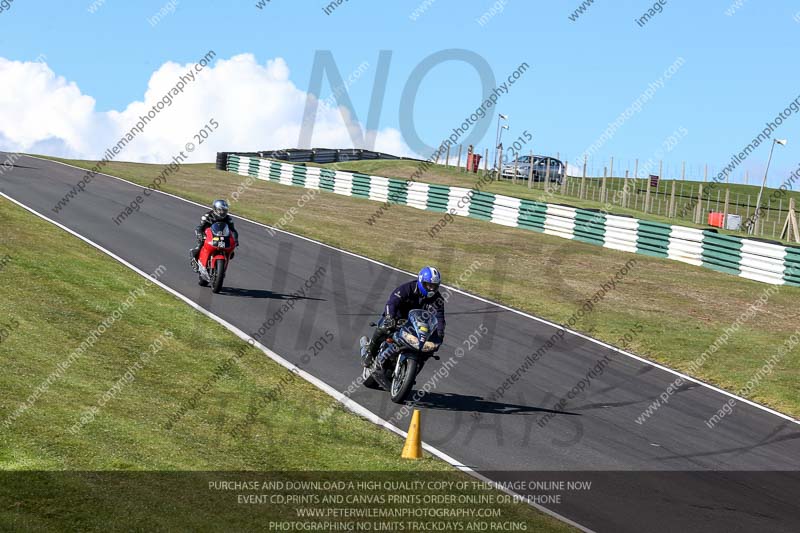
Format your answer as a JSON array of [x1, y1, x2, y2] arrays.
[[407, 309, 438, 344], [210, 222, 230, 237]]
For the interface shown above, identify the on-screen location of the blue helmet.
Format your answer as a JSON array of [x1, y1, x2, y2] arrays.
[[417, 266, 441, 297]]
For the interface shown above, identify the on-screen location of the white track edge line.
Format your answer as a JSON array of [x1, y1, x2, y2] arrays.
[[1, 188, 594, 533], [26, 154, 800, 428]]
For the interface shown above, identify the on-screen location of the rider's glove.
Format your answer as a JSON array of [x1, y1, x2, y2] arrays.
[[383, 317, 396, 330]]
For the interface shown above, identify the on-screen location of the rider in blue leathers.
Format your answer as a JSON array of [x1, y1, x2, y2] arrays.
[[362, 266, 446, 366]]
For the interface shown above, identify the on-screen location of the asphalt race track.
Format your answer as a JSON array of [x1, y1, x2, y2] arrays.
[[2, 154, 799, 533]]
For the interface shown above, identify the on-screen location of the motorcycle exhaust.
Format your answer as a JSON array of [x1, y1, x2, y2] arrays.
[[197, 263, 211, 282]]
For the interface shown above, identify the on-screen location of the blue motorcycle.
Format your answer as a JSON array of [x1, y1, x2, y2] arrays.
[[359, 309, 442, 404]]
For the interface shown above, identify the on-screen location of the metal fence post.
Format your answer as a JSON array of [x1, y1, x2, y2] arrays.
[[527, 150, 534, 189], [623, 170, 630, 208], [512, 151, 519, 185], [601, 167, 607, 203], [644, 163, 654, 213], [780, 197, 800, 242], [669, 181, 676, 218], [695, 184, 704, 224], [544, 157, 551, 193], [723, 188, 730, 228], [581, 155, 587, 199]]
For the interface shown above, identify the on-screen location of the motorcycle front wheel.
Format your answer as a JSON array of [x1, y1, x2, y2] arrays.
[[390, 357, 418, 404], [211, 258, 226, 293]]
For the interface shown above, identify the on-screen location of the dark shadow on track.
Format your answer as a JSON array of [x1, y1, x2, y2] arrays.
[[218, 287, 326, 301], [406, 391, 581, 417], [337, 307, 506, 318], [657, 429, 800, 461]]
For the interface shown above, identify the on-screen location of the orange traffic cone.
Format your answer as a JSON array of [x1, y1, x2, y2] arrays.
[[401, 410, 422, 459]]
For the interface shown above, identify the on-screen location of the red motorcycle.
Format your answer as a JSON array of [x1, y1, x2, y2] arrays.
[[196, 222, 236, 293]]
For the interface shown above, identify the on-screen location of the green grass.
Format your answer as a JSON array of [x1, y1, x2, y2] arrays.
[[33, 155, 800, 423], [0, 197, 572, 531], [322, 159, 800, 244]]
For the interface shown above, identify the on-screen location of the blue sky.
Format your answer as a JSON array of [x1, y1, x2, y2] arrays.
[[1, 0, 799, 185]]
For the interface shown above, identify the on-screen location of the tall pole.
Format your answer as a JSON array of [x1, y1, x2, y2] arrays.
[[494, 117, 502, 168], [493, 114, 507, 168], [752, 139, 783, 234], [496, 125, 508, 174], [496, 146, 504, 181]]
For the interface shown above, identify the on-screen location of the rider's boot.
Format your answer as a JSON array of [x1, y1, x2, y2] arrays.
[[361, 327, 388, 367], [362, 334, 382, 367], [189, 247, 200, 273], [359, 336, 371, 366]]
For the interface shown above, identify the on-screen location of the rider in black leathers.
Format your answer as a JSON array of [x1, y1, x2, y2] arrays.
[[189, 199, 239, 271]]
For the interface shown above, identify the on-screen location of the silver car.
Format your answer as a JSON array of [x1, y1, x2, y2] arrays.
[[501, 155, 564, 183]]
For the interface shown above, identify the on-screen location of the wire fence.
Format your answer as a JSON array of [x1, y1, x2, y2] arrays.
[[431, 145, 799, 242], [217, 144, 799, 241]]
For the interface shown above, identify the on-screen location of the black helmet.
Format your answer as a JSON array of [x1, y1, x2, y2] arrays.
[[212, 199, 229, 218]]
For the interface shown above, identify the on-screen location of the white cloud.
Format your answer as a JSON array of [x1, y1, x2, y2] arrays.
[[0, 53, 412, 163]]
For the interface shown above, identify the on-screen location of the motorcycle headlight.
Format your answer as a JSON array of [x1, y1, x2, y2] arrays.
[[401, 330, 419, 348], [422, 341, 439, 352]]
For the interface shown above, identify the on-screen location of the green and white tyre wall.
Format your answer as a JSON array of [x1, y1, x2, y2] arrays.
[[225, 155, 800, 287]]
